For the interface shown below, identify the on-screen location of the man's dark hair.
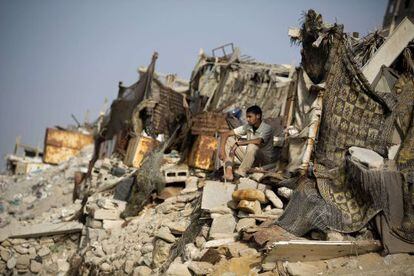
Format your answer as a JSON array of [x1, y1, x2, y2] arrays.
[[246, 105, 262, 118]]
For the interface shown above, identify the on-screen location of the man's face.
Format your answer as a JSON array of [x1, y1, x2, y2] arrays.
[[246, 112, 261, 126]]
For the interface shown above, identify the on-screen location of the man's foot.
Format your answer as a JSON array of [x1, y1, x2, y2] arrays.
[[234, 169, 246, 178], [224, 166, 234, 181]]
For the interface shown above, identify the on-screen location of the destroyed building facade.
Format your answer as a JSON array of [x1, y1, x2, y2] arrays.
[[1, 8, 414, 276]]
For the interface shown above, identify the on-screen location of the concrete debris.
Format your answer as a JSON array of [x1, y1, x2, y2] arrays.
[[204, 238, 236, 248], [201, 181, 235, 211], [166, 263, 192, 276], [277, 187, 293, 199], [232, 188, 267, 204], [188, 261, 214, 275], [264, 240, 382, 262], [264, 189, 283, 209], [237, 200, 262, 214], [349, 146, 384, 169], [209, 214, 237, 240]]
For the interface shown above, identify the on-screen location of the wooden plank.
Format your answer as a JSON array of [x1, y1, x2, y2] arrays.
[[264, 240, 382, 262], [362, 17, 414, 84]]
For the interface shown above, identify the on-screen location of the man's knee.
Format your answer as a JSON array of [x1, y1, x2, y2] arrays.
[[225, 136, 236, 147], [246, 144, 259, 155]]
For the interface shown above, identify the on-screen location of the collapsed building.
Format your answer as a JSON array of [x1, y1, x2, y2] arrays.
[[0, 9, 414, 276]]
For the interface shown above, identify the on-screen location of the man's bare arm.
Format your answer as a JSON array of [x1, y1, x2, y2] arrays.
[[236, 138, 263, 146]]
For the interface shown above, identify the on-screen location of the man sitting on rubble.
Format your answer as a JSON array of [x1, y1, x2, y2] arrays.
[[219, 105, 276, 181]]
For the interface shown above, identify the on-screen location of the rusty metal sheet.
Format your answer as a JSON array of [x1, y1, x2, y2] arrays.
[[191, 112, 230, 136], [188, 135, 218, 171], [124, 136, 159, 168], [43, 128, 93, 164]]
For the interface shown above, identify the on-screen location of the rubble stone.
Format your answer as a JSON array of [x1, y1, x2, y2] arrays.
[[236, 218, 256, 232], [152, 239, 172, 268], [87, 218, 103, 229], [0, 248, 11, 261], [102, 220, 124, 229], [30, 260, 42, 273], [57, 259, 70, 272], [7, 256, 16, 269], [209, 214, 236, 240], [155, 226, 176, 243], [92, 209, 121, 220], [133, 265, 152, 276], [166, 263, 191, 276], [16, 254, 30, 269], [195, 236, 206, 248], [238, 178, 266, 191], [188, 261, 214, 275], [237, 200, 261, 214], [100, 262, 112, 272], [264, 189, 283, 209], [124, 260, 134, 274], [285, 262, 321, 275], [182, 176, 198, 194], [261, 261, 276, 271], [14, 245, 29, 254], [204, 238, 235, 248], [277, 187, 293, 199], [327, 231, 345, 241], [232, 189, 267, 204], [184, 243, 203, 261]]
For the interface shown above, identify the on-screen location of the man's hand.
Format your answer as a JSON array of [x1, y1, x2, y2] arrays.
[[229, 143, 238, 158]]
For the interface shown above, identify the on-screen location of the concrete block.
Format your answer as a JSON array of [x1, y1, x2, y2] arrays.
[[201, 181, 235, 211]]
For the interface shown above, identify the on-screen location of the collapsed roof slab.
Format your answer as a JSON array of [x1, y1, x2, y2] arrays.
[[362, 17, 414, 85]]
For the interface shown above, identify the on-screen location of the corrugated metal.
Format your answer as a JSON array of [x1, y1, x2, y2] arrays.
[[124, 136, 159, 168], [188, 135, 218, 171]]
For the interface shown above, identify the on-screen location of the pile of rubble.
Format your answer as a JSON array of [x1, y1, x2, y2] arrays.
[[1, 8, 414, 276]]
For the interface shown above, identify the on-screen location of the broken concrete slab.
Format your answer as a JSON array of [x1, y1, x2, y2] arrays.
[[204, 238, 235, 248], [264, 240, 382, 262], [362, 18, 414, 84], [102, 220, 124, 230], [236, 218, 256, 232], [201, 181, 235, 211], [209, 214, 237, 240], [349, 146, 384, 169], [0, 221, 83, 241], [188, 261, 214, 275], [92, 209, 122, 220]]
